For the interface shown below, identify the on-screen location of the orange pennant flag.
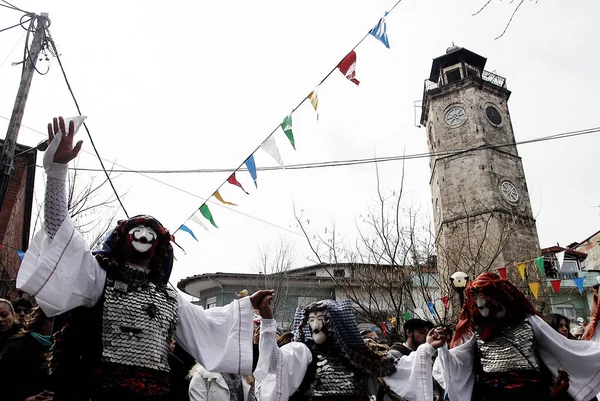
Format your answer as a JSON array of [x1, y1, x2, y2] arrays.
[[307, 89, 319, 120], [528, 282, 539, 299], [515, 262, 527, 280], [213, 190, 237, 206]]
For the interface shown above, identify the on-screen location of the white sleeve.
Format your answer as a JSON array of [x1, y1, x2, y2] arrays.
[[16, 216, 106, 317], [432, 356, 445, 390], [189, 367, 210, 401], [174, 294, 254, 375], [382, 343, 437, 401], [254, 318, 312, 401], [530, 315, 600, 401], [437, 337, 477, 401]]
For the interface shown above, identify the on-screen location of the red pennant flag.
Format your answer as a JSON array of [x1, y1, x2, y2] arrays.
[[441, 296, 449, 309], [227, 173, 249, 194], [338, 51, 360, 85], [498, 266, 508, 280], [380, 322, 387, 336], [550, 279, 561, 293]]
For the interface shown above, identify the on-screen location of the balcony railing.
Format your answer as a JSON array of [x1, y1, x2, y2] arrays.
[[424, 68, 507, 95]]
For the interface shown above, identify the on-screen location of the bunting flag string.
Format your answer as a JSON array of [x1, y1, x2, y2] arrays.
[[441, 296, 449, 309], [260, 135, 285, 167], [280, 114, 296, 150], [427, 301, 436, 317], [213, 190, 237, 206], [556, 251, 566, 270], [227, 173, 249, 195], [550, 279, 561, 293], [369, 12, 390, 49], [200, 204, 218, 228], [573, 277, 585, 294], [171, 0, 406, 247], [179, 224, 198, 241], [498, 266, 508, 280], [338, 51, 360, 86]]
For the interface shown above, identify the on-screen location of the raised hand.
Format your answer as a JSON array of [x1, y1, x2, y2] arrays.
[[250, 290, 274, 319], [48, 116, 83, 164], [426, 327, 447, 349]]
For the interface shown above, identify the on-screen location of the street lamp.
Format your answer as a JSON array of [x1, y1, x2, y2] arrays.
[[13, 139, 49, 158], [450, 271, 469, 308]]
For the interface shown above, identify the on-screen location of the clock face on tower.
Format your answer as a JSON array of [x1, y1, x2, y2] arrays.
[[445, 106, 466, 126], [486, 106, 502, 125]]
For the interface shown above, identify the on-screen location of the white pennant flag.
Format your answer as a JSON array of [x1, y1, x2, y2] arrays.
[[190, 214, 209, 231], [260, 135, 284, 167], [556, 251, 566, 270]]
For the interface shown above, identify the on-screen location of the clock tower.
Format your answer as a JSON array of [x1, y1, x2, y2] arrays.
[[421, 46, 540, 285]]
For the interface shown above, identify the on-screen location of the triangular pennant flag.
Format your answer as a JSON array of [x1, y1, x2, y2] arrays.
[[16, 250, 25, 260], [338, 51, 360, 86], [280, 114, 295, 150], [245, 155, 258, 188], [402, 312, 410, 321], [441, 296, 449, 309], [199, 204, 218, 228], [515, 262, 527, 280], [550, 279, 561, 293], [427, 301, 436, 317], [535, 256, 545, 276], [190, 214, 209, 231], [369, 13, 390, 49], [227, 173, 249, 194], [213, 190, 237, 206], [556, 251, 566, 270], [179, 224, 198, 241], [380, 322, 387, 336], [498, 266, 508, 280], [573, 277, 585, 294], [260, 135, 284, 167], [307, 90, 319, 120], [528, 282, 540, 299], [173, 255, 178, 261]]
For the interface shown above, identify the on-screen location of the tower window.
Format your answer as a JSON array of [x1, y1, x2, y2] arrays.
[[445, 68, 461, 84]]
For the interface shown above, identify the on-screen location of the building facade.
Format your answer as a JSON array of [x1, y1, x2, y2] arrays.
[[420, 46, 540, 285]]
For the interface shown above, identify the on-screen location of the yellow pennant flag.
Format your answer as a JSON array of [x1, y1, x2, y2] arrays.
[[307, 90, 319, 120], [213, 190, 237, 206], [529, 282, 540, 299], [515, 262, 527, 280]]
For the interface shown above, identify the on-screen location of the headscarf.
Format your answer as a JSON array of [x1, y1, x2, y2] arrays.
[[451, 272, 537, 347], [93, 215, 174, 285]]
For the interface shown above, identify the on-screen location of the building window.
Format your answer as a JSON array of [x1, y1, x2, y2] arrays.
[[334, 269, 345, 278], [206, 296, 217, 309], [554, 305, 576, 322], [445, 68, 462, 84]]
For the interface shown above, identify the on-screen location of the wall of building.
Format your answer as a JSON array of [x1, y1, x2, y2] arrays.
[[577, 231, 600, 272]]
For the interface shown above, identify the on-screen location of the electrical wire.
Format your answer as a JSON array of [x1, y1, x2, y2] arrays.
[[1, 0, 29, 13], [0, 17, 30, 34], [44, 31, 129, 218], [0, 31, 25, 69]]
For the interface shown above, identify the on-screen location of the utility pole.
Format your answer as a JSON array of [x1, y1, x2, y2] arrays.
[[0, 12, 48, 213]]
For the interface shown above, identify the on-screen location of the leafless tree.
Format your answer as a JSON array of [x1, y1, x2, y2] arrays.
[[473, 0, 538, 40]]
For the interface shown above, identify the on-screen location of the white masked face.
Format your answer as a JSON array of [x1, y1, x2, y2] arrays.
[[308, 311, 328, 344], [474, 293, 506, 319], [128, 225, 157, 253]]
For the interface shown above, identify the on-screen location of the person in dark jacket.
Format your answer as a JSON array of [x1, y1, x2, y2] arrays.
[[0, 306, 54, 401], [0, 298, 21, 354]]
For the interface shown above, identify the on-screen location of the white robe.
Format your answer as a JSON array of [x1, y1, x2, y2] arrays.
[[254, 318, 437, 401], [16, 215, 254, 374], [435, 315, 600, 401]]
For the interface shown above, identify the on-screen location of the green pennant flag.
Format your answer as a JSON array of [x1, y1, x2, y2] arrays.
[[402, 312, 410, 321], [535, 256, 545, 276], [280, 114, 295, 150], [199, 204, 218, 228]]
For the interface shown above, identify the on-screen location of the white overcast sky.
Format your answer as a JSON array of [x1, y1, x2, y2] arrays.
[[1, 0, 599, 297]]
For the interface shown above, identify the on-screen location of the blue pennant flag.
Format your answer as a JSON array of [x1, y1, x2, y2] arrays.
[[369, 13, 390, 49], [245, 155, 258, 188], [427, 301, 436, 317], [573, 277, 585, 294], [179, 224, 198, 241], [16, 250, 25, 260]]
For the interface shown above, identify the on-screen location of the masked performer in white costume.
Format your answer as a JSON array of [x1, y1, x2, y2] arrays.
[[435, 272, 600, 401], [254, 299, 446, 401], [17, 117, 274, 401]]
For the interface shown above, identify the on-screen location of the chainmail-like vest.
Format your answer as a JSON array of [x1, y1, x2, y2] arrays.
[[295, 342, 370, 400], [101, 273, 178, 371], [475, 320, 539, 374]]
